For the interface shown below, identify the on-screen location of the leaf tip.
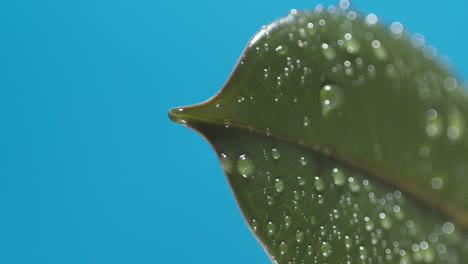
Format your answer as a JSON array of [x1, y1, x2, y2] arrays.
[[168, 107, 188, 125]]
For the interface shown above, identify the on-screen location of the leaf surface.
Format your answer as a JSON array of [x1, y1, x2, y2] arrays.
[[169, 5, 468, 263]]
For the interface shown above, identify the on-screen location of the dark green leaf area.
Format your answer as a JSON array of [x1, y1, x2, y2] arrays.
[[177, 8, 468, 218], [199, 125, 468, 264]]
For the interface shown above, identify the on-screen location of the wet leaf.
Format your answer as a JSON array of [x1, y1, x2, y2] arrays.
[[169, 4, 468, 264]]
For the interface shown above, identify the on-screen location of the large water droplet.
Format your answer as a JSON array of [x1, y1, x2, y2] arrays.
[[237, 154, 255, 178], [320, 84, 344, 115]]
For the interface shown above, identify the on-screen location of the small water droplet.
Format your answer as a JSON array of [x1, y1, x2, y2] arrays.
[[237, 154, 255, 178], [442, 222, 454, 234], [431, 177, 443, 190], [364, 216, 374, 231], [359, 246, 368, 260], [279, 241, 289, 255], [275, 179, 285, 193], [314, 176, 325, 191], [303, 116, 310, 127], [348, 177, 361, 192], [298, 176, 306, 186], [331, 168, 345, 186], [344, 235, 353, 251], [371, 40, 388, 61], [425, 108, 443, 138], [320, 84, 344, 115], [219, 154, 233, 174], [321, 43, 336, 60], [250, 218, 258, 231], [365, 14, 378, 25], [300, 156, 307, 166], [379, 212, 392, 229], [321, 242, 332, 258], [296, 229, 305, 243], [307, 244, 314, 255], [284, 215, 292, 229], [266, 195, 275, 205], [266, 221, 276, 235], [271, 148, 281, 159], [224, 118, 231, 128]]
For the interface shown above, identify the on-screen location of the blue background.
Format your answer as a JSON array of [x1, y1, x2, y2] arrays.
[[1, 0, 467, 263]]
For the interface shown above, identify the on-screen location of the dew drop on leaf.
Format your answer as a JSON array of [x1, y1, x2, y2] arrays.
[[314, 176, 326, 191], [271, 148, 281, 159], [275, 178, 285, 192], [237, 154, 255, 178], [321, 241, 332, 258], [320, 84, 344, 115], [331, 167, 345, 186]]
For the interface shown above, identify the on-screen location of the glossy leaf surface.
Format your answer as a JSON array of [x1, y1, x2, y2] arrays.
[[169, 5, 468, 264]]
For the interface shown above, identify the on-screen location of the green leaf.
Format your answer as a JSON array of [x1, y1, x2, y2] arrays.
[[169, 5, 468, 264]]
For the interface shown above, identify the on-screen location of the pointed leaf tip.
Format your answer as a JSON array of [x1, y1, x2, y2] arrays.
[[168, 107, 188, 125]]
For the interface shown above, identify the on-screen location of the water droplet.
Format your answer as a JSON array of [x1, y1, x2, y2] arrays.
[[442, 222, 454, 234], [344, 34, 360, 54], [425, 108, 443, 138], [365, 14, 378, 25], [320, 84, 344, 115], [223, 118, 231, 128], [266, 195, 275, 205], [303, 116, 310, 126], [300, 156, 307, 166], [344, 235, 353, 251], [331, 168, 345, 186], [237, 154, 255, 178], [275, 179, 285, 193], [321, 43, 336, 60], [307, 244, 314, 255], [348, 177, 361, 192], [298, 176, 306, 186], [267, 221, 276, 235], [447, 107, 464, 140], [431, 177, 443, 190], [250, 218, 258, 231], [443, 77, 458, 91], [321, 242, 332, 258], [364, 217, 374, 231], [314, 176, 325, 191], [219, 154, 233, 174], [379, 212, 392, 229], [278, 241, 289, 255], [371, 40, 388, 61], [296, 229, 305, 243], [285, 215, 292, 229], [359, 246, 368, 260], [390, 22, 404, 36], [271, 148, 281, 160]]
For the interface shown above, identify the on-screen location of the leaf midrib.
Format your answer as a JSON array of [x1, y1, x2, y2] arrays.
[[169, 109, 468, 231]]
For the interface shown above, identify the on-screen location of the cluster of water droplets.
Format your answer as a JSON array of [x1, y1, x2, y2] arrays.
[[203, 1, 468, 263]]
